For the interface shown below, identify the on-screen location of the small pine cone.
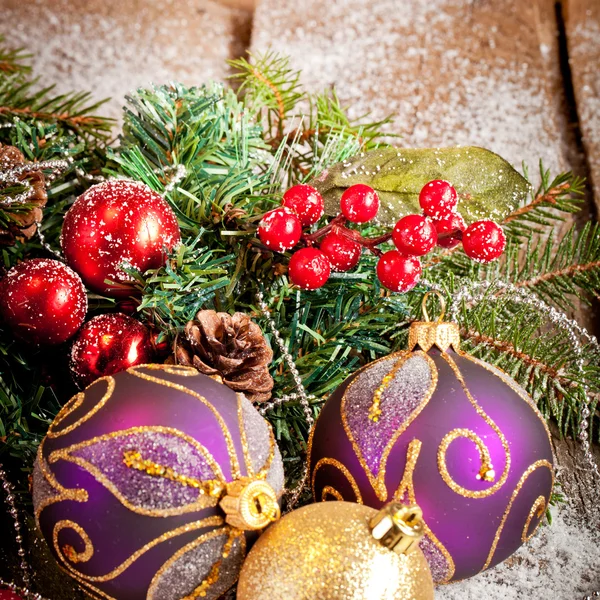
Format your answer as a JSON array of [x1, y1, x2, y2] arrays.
[[173, 310, 274, 403], [0, 143, 47, 246]]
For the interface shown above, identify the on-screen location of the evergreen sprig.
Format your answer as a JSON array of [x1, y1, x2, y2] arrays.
[[0, 43, 599, 498]]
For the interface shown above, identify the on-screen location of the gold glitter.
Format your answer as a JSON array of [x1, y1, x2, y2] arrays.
[[341, 350, 438, 501], [321, 486, 344, 501], [522, 495, 547, 543], [392, 440, 456, 583], [236, 502, 434, 600], [311, 457, 363, 504], [368, 357, 408, 422], [53, 520, 94, 565], [482, 460, 553, 571], [440, 353, 511, 498], [48, 377, 115, 438], [123, 449, 225, 497], [458, 352, 555, 461], [437, 428, 507, 498], [60, 516, 224, 584], [237, 393, 255, 477], [34, 440, 88, 528], [128, 365, 241, 479], [147, 527, 246, 600], [47, 426, 225, 517]]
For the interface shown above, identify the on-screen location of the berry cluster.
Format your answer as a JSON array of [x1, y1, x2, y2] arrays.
[[257, 180, 506, 293]]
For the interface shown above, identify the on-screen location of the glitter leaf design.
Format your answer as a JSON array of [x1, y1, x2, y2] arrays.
[[48, 427, 225, 516], [311, 146, 529, 226], [342, 353, 434, 499]]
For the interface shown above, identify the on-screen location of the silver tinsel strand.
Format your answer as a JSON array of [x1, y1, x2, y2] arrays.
[[256, 289, 314, 510]]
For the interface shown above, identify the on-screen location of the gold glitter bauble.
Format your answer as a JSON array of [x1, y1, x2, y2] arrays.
[[237, 501, 434, 600]]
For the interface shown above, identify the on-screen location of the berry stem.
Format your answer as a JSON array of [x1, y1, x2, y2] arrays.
[[302, 216, 462, 257]]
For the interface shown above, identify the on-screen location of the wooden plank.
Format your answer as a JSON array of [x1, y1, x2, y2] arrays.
[[566, 0, 600, 210], [0, 0, 252, 121], [251, 0, 569, 175]]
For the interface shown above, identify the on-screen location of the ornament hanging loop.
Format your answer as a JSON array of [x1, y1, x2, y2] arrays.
[[421, 290, 446, 323], [408, 291, 460, 353]]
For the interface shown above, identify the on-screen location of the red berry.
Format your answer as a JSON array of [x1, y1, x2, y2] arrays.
[[320, 230, 362, 272], [340, 184, 380, 223], [434, 212, 466, 249], [462, 220, 506, 262], [392, 214, 437, 256], [0, 259, 87, 345], [376, 251, 422, 293], [419, 180, 458, 218], [282, 184, 325, 227], [288, 247, 331, 290], [258, 207, 302, 252]]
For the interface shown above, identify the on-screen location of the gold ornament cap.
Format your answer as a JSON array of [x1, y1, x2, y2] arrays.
[[369, 502, 425, 555], [219, 478, 280, 531], [408, 291, 460, 352]]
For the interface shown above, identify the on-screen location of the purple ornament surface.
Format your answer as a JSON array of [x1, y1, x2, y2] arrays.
[[309, 348, 554, 583], [32, 364, 283, 600]]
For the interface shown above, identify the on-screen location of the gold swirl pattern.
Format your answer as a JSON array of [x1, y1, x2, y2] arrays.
[[48, 378, 115, 438], [54, 520, 94, 565], [459, 353, 555, 460], [392, 439, 456, 583], [311, 457, 363, 504], [47, 426, 226, 518], [128, 365, 242, 479], [147, 527, 246, 600], [437, 428, 507, 498], [440, 353, 511, 499], [522, 495, 547, 543], [36, 364, 282, 598], [341, 350, 438, 501], [482, 460, 553, 571], [321, 486, 344, 501], [59, 516, 225, 584]]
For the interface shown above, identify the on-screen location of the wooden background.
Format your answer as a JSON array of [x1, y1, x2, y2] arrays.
[[0, 0, 598, 597]]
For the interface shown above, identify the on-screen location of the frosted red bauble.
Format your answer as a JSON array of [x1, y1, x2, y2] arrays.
[[61, 180, 180, 298], [70, 313, 154, 388], [0, 589, 25, 600], [0, 258, 87, 345]]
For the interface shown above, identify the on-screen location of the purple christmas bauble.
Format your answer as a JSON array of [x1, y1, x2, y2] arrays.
[[309, 345, 554, 584], [33, 364, 284, 600]]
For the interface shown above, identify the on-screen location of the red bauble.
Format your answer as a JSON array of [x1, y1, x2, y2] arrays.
[[288, 247, 331, 290], [0, 259, 87, 345], [70, 313, 154, 388], [282, 184, 325, 227], [340, 184, 380, 223], [392, 214, 437, 256], [258, 207, 302, 252], [462, 220, 506, 263], [434, 212, 466, 249], [320, 230, 362, 272], [0, 589, 25, 600], [61, 180, 181, 298], [376, 250, 421, 292], [419, 180, 458, 218]]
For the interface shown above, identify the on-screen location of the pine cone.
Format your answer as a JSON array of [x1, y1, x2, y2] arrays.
[[173, 310, 274, 403], [0, 143, 47, 246]]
